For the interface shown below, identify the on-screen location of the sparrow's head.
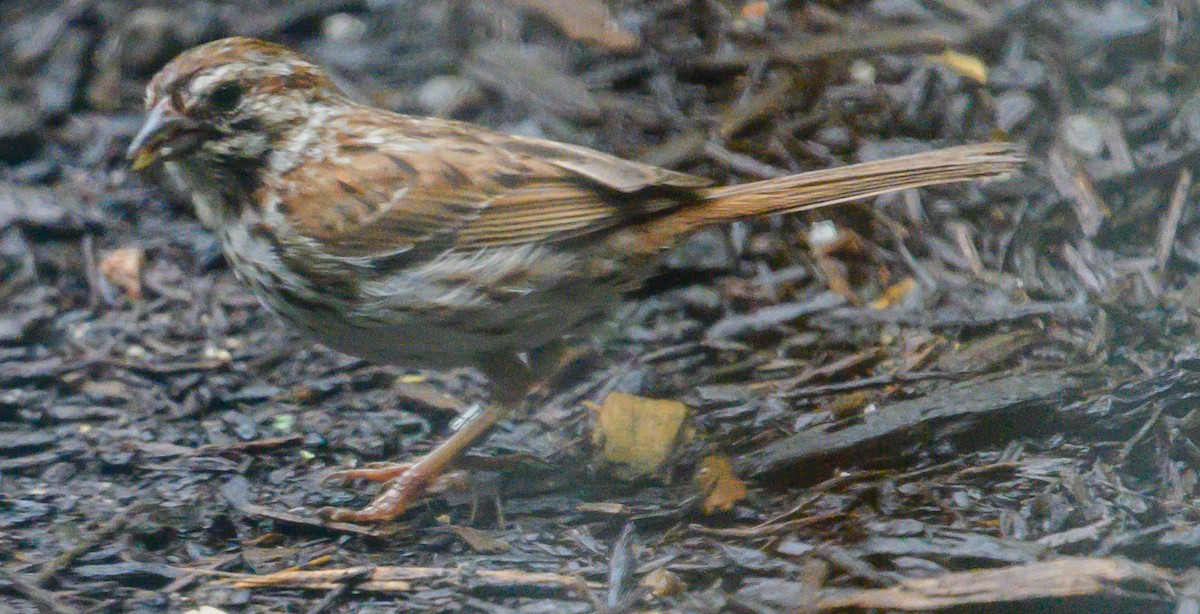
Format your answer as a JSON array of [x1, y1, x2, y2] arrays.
[[127, 37, 344, 170]]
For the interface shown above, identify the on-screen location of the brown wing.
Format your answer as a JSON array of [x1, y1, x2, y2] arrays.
[[270, 115, 710, 261]]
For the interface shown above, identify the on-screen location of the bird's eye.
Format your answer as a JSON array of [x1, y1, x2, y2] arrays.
[[207, 82, 243, 113]]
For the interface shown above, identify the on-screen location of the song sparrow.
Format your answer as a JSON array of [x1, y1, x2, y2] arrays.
[[128, 37, 1022, 523]]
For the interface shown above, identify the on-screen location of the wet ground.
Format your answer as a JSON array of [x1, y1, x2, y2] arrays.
[[4, 0, 1200, 612]]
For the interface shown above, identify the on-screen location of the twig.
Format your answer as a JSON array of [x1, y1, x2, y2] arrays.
[[1116, 403, 1165, 465], [947, 460, 1022, 481], [688, 511, 843, 538], [1049, 148, 1108, 237], [777, 369, 972, 399], [303, 567, 373, 614], [1097, 111, 1135, 173], [0, 571, 73, 614], [35, 504, 146, 586], [704, 141, 789, 179], [222, 565, 600, 593], [195, 433, 304, 456], [948, 222, 984, 275], [610, 585, 653, 613], [160, 553, 241, 595], [717, 72, 797, 139], [1156, 167, 1192, 270], [817, 545, 898, 587], [1061, 242, 1105, 294], [80, 234, 105, 310], [1036, 517, 1114, 549], [685, 22, 981, 71], [927, 0, 994, 22], [606, 523, 636, 610], [231, 501, 382, 537]]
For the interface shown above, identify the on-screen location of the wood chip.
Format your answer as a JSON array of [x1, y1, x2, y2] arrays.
[[577, 502, 628, 515], [450, 525, 511, 554], [744, 372, 1081, 479], [815, 557, 1174, 611]]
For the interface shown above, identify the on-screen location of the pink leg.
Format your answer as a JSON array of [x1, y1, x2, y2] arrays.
[[317, 353, 531, 524], [317, 402, 511, 522]]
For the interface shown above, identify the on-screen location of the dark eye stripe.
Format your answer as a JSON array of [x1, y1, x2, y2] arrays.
[[230, 118, 261, 131]]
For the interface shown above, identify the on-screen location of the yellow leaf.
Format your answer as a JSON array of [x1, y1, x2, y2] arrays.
[[871, 277, 917, 309], [929, 50, 988, 84], [695, 455, 748, 514], [591, 392, 690, 479]]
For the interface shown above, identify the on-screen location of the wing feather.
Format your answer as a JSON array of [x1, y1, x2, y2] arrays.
[[269, 114, 708, 262]]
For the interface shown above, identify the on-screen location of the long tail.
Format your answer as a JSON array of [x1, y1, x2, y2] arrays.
[[635, 142, 1023, 247]]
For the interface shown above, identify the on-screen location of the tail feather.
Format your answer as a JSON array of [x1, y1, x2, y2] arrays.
[[640, 142, 1023, 244]]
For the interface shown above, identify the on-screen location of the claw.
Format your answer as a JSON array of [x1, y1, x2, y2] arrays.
[[318, 469, 429, 523], [322, 463, 415, 485], [314, 363, 523, 524]]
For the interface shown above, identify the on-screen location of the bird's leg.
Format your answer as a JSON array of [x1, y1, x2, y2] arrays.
[[318, 353, 532, 524]]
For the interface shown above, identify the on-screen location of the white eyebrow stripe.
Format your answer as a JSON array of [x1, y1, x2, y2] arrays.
[[189, 67, 232, 94], [188, 61, 302, 97]]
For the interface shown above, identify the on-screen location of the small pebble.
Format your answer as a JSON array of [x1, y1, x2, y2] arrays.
[[323, 13, 367, 43], [416, 75, 483, 117], [1062, 113, 1106, 157]]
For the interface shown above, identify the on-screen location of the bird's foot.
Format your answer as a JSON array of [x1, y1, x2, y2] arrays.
[[318, 461, 469, 523]]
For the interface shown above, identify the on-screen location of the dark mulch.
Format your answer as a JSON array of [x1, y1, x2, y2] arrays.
[[4, 0, 1200, 612]]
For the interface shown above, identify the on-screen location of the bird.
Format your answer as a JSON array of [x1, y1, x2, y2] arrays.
[[126, 37, 1022, 523]]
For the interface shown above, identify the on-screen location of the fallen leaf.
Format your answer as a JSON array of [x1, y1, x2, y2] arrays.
[[589, 392, 690, 479], [641, 567, 686, 597], [870, 277, 916, 309], [929, 50, 988, 84], [736, 1, 769, 31], [99, 247, 144, 299], [694, 455, 748, 514], [508, 0, 638, 51], [825, 391, 870, 419]]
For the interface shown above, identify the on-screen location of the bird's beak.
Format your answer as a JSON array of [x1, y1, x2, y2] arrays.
[[126, 101, 202, 170]]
